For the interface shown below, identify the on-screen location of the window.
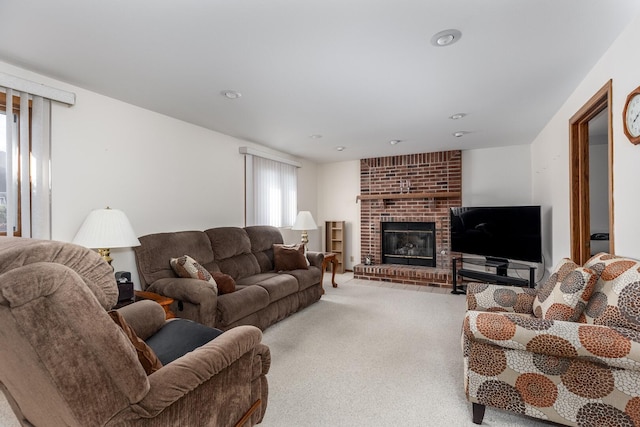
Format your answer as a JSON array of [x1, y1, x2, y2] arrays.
[[242, 148, 299, 228], [0, 92, 22, 236], [1, 88, 53, 239], [0, 75, 74, 239]]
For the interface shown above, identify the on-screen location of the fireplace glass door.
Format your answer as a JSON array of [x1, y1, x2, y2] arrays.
[[381, 222, 436, 267]]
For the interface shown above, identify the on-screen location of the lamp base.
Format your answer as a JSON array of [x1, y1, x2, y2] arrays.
[[97, 248, 113, 266], [299, 230, 309, 246]]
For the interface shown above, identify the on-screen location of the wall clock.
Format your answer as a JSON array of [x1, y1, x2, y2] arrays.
[[623, 85, 640, 145]]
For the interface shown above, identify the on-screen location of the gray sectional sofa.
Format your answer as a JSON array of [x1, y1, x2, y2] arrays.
[[134, 225, 324, 331]]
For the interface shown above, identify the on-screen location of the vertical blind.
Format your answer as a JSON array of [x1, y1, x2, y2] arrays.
[[1, 73, 75, 239], [2, 88, 51, 238], [243, 148, 299, 228]]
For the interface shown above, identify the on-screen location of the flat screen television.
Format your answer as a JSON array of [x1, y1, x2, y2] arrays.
[[450, 205, 542, 263]]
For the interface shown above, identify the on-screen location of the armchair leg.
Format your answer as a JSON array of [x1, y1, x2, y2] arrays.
[[472, 403, 486, 424], [234, 399, 261, 427]]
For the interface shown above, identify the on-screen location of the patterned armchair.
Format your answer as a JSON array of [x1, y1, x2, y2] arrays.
[[462, 253, 640, 426]]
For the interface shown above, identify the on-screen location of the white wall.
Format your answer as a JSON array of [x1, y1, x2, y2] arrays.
[[0, 60, 318, 286], [462, 146, 532, 206], [282, 159, 321, 252], [316, 160, 360, 270], [531, 11, 640, 265]]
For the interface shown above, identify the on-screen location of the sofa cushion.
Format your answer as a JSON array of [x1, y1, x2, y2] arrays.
[[533, 259, 596, 321], [216, 285, 270, 327], [285, 266, 322, 291], [237, 273, 299, 303], [206, 227, 253, 260], [170, 255, 218, 294], [108, 310, 163, 375], [273, 244, 308, 272], [135, 231, 214, 289], [245, 225, 284, 273], [584, 253, 640, 332], [205, 227, 261, 279], [211, 272, 236, 295]]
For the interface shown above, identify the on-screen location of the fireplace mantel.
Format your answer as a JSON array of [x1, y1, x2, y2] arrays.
[[356, 191, 461, 203]]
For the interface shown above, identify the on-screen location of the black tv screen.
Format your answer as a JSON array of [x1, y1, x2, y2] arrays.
[[450, 206, 542, 263]]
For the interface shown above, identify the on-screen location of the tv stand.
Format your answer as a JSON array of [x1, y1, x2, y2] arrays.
[[451, 257, 536, 295], [483, 257, 508, 267]]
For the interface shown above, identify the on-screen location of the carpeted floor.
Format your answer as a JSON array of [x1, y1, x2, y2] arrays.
[[0, 394, 16, 427], [259, 275, 553, 426], [0, 274, 554, 426]]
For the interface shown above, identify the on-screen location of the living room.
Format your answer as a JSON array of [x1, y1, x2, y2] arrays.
[[2, 1, 640, 426], [0, 4, 639, 281]]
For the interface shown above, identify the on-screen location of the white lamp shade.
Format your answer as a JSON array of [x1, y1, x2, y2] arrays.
[[73, 208, 141, 249], [292, 211, 317, 230]]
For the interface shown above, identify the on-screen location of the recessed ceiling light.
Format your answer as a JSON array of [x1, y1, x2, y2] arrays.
[[309, 134, 323, 139], [389, 140, 402, 145], [220, 90, 242, 99], [453, 131, 469, 138], [336, 146, 345, 151], [431, 29, 462, 47], [449, 113, 466, 120]]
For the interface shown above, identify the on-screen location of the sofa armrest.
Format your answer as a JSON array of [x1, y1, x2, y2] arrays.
[[116, 300, 167, 340], [254, 343, 271, 376], [466, 282, 536, 314], [306, 251, 324, 268], [129, 325, 264, 417], [464, 310, 640, 371], [147, 277, 218, 305], [146, 277, 218, 328]]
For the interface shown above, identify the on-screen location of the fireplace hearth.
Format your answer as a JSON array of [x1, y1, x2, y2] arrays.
[[381, 222, 436, 267]]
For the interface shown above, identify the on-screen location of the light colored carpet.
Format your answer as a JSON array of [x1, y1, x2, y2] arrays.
[[0, 394, 17, 427], [0, 275, 553, 426], [259, 276, 553, 427]]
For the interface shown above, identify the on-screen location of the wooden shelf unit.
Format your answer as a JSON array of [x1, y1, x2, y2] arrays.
[[325, 221, 345, 274]]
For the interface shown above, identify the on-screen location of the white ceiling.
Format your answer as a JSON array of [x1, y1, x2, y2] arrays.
[[1, 1, 638, 163]]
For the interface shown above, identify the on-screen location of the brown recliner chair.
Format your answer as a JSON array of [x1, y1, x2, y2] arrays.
[[0, 237, 269, 426]]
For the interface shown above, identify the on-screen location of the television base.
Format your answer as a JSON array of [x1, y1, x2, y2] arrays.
[[451, 256, 536, 294], [484, 257, 509, 267]]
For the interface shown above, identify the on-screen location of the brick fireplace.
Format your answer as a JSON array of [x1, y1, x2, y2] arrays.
[[354, 151, 462, 288]]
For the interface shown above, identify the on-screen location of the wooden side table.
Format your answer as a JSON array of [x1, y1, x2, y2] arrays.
[[320, 252, 339, 294], [134, 290, 176, 319]]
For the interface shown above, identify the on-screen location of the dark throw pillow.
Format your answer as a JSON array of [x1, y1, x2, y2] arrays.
[[211, 272, 237, 295], [108, 310, 163, 375], [273, 244, 309, 271]]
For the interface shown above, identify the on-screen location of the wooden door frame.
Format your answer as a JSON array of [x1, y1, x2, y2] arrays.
[[569, 80, 614, 264]]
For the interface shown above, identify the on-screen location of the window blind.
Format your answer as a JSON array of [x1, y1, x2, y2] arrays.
[[241, 148, 298, 228], [1, 73, 74, 239]]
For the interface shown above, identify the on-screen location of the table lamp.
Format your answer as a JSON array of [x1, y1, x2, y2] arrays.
[[72, 207, 141, 265], [291, 211, 317, 246]]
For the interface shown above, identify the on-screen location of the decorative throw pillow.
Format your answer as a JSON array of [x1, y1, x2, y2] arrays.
[[170, 255, 218, 294], [532, 258, 596, 321], [108, 310, 163, 375], [583, 253, 640, 332], [273, 244, 309, 271], [211, 272, 236, 295]]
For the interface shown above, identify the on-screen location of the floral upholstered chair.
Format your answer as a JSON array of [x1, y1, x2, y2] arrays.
[[462, 252, 640, 426]]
